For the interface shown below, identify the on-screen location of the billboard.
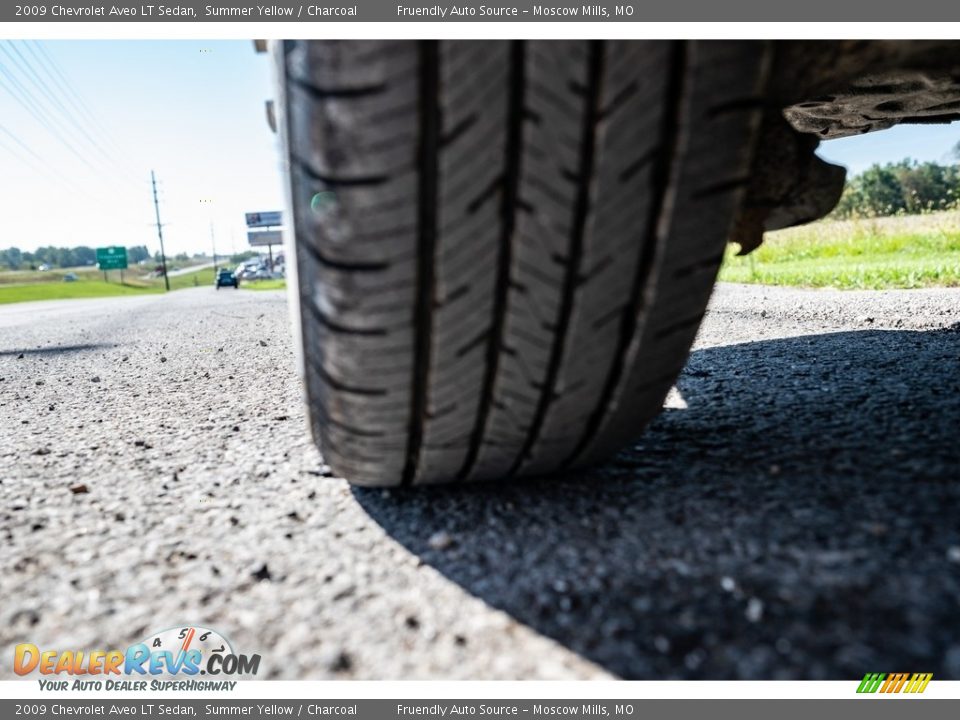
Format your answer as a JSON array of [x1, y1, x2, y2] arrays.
[[248, 230, 282, 247], [245, 211, 282, 228]]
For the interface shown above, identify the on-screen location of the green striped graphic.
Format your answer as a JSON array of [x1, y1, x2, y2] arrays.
[[857, 672, 886, 693], [857, 672, 932, 694]]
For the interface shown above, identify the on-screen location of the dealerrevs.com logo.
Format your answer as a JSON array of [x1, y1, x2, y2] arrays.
[[14, 626, 260, 692]]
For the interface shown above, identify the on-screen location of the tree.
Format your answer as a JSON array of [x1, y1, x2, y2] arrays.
[[859, 163, 904, 215], [2, 247, 22, 270], [127, 245, 150, 263], [831, 158, 960, 219], [74, 246, 96, 266]]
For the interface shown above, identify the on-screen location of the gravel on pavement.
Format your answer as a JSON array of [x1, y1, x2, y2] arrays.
[[2, 283, 958, 679]]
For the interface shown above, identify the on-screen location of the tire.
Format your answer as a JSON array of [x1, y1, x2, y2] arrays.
[[279, 40, 770, 486]]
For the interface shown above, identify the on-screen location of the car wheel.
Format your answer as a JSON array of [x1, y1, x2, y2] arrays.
[[279, 40, 770, 486]]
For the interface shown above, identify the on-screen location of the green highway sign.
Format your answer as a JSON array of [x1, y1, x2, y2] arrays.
[[96, 246, 128, 270]]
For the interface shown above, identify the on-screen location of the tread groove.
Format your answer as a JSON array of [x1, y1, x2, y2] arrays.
[[306, 300, 388, 336], [293, 157, 389, 187], [508, 40, 605, 477], [402, 41, 441, 486], [618, 147, 659, 183], [599, 80, 638, 120], [289, 76, 389, 100], [466, 175, 504, 213], [562, 40, 688, 469], [456, 327, 492, 358], [300, 240, 392, 273], [441, 113, 479, 147], [456, 40, 525, 482], [311, 405, 388, 437], [307, 356, 388, 396]]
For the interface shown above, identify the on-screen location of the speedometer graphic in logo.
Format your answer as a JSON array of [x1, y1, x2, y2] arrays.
[[141, 626, 233, 677]]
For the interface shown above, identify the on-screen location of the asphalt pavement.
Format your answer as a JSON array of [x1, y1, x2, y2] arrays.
[[2, 283, 959, 679]]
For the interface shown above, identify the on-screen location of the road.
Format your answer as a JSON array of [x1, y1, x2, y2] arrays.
[[167, 261, 216, 277], [2, 284, 959, 679]]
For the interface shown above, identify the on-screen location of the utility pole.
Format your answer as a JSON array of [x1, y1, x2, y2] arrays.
[[151, 170, 170, 291], [210, 222, 217, 274]]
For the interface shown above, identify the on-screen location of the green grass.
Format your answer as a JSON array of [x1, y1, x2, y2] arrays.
[[7, 210, 957, 302], [242, 279, 286, 291], [0, 260, 208, 287], [719, 210, 960, 290], [166, 268, 219, 291], [0, 267, 218, 305], [0, 266, 105, 286], [0, 280, 160, 304]]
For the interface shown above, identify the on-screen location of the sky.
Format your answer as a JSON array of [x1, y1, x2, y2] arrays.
[[818, 122, 960, 174], [0, 40, 284, 257], [1, 40, 959, 257]]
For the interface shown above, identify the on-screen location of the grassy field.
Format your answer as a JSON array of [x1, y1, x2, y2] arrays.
[[0, 264, 287, 305], [242, 279, 286, 291], [4, 211, 957, 302], [719, 210, 960, 290], [0, 265, 124, 287], [0, 266, 218, 305]]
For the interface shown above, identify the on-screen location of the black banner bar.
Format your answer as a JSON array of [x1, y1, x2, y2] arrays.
[[5, 0, 960, 22], [1, 700, 960, 720]]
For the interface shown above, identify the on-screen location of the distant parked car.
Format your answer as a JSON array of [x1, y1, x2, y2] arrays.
[[63, 273, 78, 282], [235, 263, 257, 279], [38, 263, 51, 272], [215, 269, 239, 289]]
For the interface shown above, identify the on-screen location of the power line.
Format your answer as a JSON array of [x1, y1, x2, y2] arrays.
[[28, 41, 123, 156], [0, 60, 102, 175], [30, 41, 144, 184], [0, 115, 151, 229], [3, 42, 118, 169], [0, 47, 156, 244], [0, 92, 144, 217], [19, 41, 144, 185], [0, 121, 52, 167], [0, 120, 99, 199], [0, 43, 144, 192], [0, 128, 55, 181], [0, 61, 59, 133]]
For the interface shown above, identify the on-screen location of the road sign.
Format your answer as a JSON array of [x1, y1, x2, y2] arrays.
[[96, 246, 128, 270], [245, 211, 282, 228], [248, 230, 282, 247]]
